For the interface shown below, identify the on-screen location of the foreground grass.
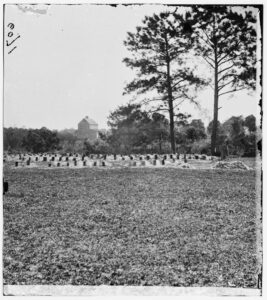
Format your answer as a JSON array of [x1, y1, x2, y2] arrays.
[[3, 167, 260, 287]]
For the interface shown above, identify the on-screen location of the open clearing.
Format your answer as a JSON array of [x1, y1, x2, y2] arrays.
[[3, 165, 261, 287]]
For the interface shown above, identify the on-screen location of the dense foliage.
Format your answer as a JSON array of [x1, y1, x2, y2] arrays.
[[4, 127, 59, 154], [105, 105, 257, 156], [106, 103, 170, 154]]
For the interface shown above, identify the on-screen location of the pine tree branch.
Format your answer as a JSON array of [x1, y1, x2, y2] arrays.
[[168, 44, 186, 54], [218, 87, 247, 97], [218, 73, 239, 83], [173, 84, 188, 92], [171, 79, 187, 89], [196, 30, 214, 50], [208, 82, 214, 89], [202, 29, 214, 47], [205, 55, 215, 64], [173, 98, 186, 108], [207, 56, 215, 63], [217, 40, 242, 64], [136, 45, 161, 53], [218, 57, 234, 67], [201, 55, 215, 69], [218, 63, 235, 74], [218, 52, 230, 64], [141, 97, 167, 105], [181, 91, 199, 107], [218, 79, 235, 91], [148, 108, 169, 114], [172, 95, 183, 101]]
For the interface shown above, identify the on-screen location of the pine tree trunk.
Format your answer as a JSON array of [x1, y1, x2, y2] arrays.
[[211, 16, 219, 156], [168, 100, 175, 154], [165, 34, 175, 154], [211, 65, 219, 155]]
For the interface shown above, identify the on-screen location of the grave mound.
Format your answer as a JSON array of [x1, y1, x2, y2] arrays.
[[213, 160, 251, 170], [177, 163, 195, 169]]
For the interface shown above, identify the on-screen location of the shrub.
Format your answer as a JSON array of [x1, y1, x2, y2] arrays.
[[191, 140, 211, 155], [84, 139, 111, 155]]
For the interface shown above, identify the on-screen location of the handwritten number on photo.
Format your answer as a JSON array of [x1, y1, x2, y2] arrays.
[[6, 23, 20, 54]]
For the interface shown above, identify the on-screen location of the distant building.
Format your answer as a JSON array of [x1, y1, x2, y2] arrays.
[[77, 116, 98, 140]]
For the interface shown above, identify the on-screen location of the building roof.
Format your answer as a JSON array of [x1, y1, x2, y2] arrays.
[[81, 116, 98, 126]]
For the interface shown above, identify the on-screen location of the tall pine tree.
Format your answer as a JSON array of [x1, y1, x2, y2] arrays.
[[123, 11, 206, 153], [185, 5, 258, 154]]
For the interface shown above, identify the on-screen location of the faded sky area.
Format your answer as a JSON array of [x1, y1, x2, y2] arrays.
[[4, 4, 261, 130]]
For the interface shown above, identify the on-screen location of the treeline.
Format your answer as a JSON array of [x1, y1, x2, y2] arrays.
[[4, 127, 59, 153], [3, 126, 107, 154], [4, 105, 258, 157], [103, 104, 258, 157]]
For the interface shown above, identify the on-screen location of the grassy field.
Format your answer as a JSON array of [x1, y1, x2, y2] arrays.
[[3, 166, 261, 287]]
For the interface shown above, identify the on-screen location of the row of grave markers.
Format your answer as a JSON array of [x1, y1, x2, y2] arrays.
[[14, 161, 107, 167], [5, 151, 217, 168], [44, 160, 171, 167], [13, 158, 187, 167], [12, 153, 210, 162]]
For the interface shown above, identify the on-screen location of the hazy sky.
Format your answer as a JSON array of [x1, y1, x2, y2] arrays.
[[4, 4, 261, 130]]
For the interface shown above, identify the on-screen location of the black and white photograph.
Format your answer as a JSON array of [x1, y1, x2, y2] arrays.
[[1, 0, 263, 297]]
